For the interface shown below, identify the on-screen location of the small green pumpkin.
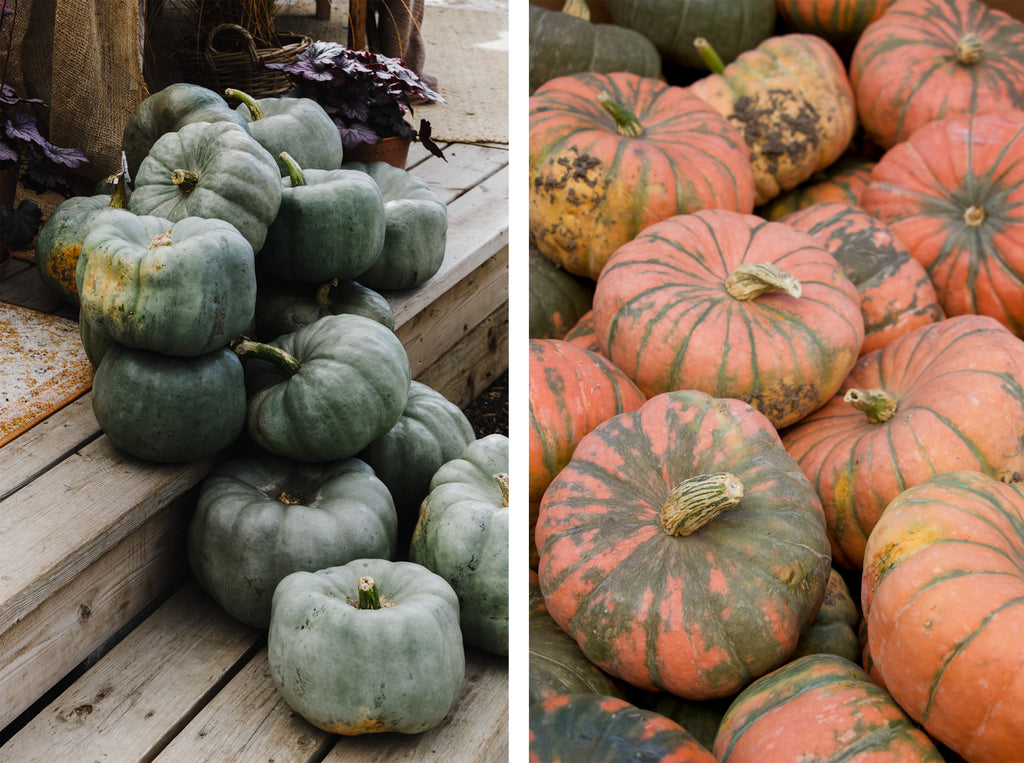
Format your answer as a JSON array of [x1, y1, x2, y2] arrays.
[[410, 433, 509, 655], [267, 558, 465, 734], [77, 214, 256, 358], [258, 153, 386, 283], [345, 161, 448, 291], [188, 453, 397, 629], [92, 343, 247, 463], [254, 278, 395, 340], [233, 314, 412, 462], [227, 88, 344, 173], [128, 121, 282, 253]]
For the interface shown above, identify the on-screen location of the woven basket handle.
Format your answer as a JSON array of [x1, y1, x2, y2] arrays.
[[204, 23, 260, 66]]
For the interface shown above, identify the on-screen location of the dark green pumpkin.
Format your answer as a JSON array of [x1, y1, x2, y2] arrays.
[[254, 278, 395, 340], [345, 161, 448, 291], [92, 343, 247, 463], [259, 155, 386, 283], [528, 246, 594, 340], [528, 5, 661, 94], [792, 568, 861, 663], [188, 453, 397, 629], [602, 0, 776, 70], [128, 121, 282, 253], [228, 88, 344, 173], [359, 380, 475, 554], [76, 214, 257, 358], [122, 83, 250, 180]]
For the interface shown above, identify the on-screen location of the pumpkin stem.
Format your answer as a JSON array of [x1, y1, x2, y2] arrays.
[[561, 0, 590, 20], [171, 169, 200, 194], [844, 388, 897, 424], [230, 336, 303, 376], [596, 91, 644, 138], [964, 204, 986, 227], [693, 37, 726, 75], [725, 262, 803, 300], [105, 170, 129, 210], [278, 491, 303, 505], [316, 278, 340, 306], [955, 33, 983, 65], [279, 151, 308, 187], [661, 472, 743, 536], [495, 473, 509, 507], [357, 576, 382, 610], [225, 88, 266, 120]]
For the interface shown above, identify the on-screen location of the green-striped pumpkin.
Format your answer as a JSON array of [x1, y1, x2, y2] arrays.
[[757, 156, 875, 221], [775, 0, 895, 52]]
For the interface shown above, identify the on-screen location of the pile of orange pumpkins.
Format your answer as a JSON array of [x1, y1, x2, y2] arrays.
[[527, 0, 1024, 760]]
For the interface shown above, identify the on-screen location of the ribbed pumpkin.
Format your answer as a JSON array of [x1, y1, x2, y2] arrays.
[[712, 654, 944, 762], [592, 209, 864, 429], [791, 568, 860, 663], [775, 0, 895, 52], [862, 471, 1024, 763], [690, 34, 857, 205], [757, 156, 875, 221], [562, 310, 601, 353], [530, 694, 719, 763], [859, 109, 1024, 336], [536, 390, 831, 700], [529, 71, 755, 280], [782, 314, 1024, 569], [780, 202, 944, 354], [849, 0, 1024, 148]]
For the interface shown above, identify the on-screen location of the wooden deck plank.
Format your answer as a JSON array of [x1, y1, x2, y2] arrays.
[[408, 143, 508, 206], [0, 584, 261, 762]]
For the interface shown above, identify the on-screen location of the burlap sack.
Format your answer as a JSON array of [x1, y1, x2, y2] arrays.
[[7, 0, 149, 186]]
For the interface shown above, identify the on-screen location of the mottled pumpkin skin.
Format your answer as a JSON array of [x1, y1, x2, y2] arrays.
[[536, 390, 831, 700], [775, 0, 895, 52], [860, 110, 1024, 336], [791, 568, 860, 663], [757, 156, 874, 221], [690, 34, 857, 205], [561, 311, 601, 354], [529, 694, 719, 763], [592, 209, 864, 428], [850, 0, 1024, 148], [712, 654, 944, 762], [782, 315, 1024, 569], [529, 71, 755, 280], [862, 472, 1024, 763], [780, 202, 944, 353]]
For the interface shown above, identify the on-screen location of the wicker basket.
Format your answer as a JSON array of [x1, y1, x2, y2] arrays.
[[175, 23, 311, 99]]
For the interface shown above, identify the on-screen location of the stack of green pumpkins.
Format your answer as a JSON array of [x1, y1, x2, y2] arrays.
[[35, 81, 508, 738]]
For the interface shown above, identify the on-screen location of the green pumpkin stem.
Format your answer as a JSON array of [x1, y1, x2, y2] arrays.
[[495, 473, 509, 508], [357, 576, 382, 610], [661, 472, 744, 536], [105, 170, 128, 209], [596, 91, 644, 138], [964, 204, 986, 227], [230, 336, 302, 376], [955, 33, 983, 65], [693, 37, 726, 75], [279, 151, 308, 187], [171, 169, 200, 194], [725, 262, 803, 300], [225, 88, 266, 120], [316, 279, 340, 306], [844, 388, 897, 424]]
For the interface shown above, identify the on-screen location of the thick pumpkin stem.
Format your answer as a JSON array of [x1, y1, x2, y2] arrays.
[[279, 151, 308, 187], [844, 388, 897, 424], [964, 204, 986, 227], [105, 170, 129, 209], [495, 473, 509, 507], [171, 169, 200, 194], [661, 472, 744, 536], [725, 262, 803, 300], [316, 279, 340, 306], [955, 33, 983, 65], [230, 336, 303, 376], [357, 577, 382, 610], [561, 0, 590, 20], [693, 37, 726, 75], [226, 88, 266, 120], [596, 91, 644, 138]]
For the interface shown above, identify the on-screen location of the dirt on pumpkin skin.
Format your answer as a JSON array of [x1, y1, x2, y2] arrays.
[[730, 89, 822, 181]]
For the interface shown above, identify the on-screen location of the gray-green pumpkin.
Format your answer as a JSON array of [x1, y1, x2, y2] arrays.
[[410, 433, 509, 655], [128, 121, 282, 253], [267, 558, 465, 734], [188, 454, 397, 629], [345, 161, 448, 291], [254, 278, 395, 340]]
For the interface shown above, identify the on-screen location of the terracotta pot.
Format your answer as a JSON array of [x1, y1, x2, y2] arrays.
[[345, 135, 412, 169]]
